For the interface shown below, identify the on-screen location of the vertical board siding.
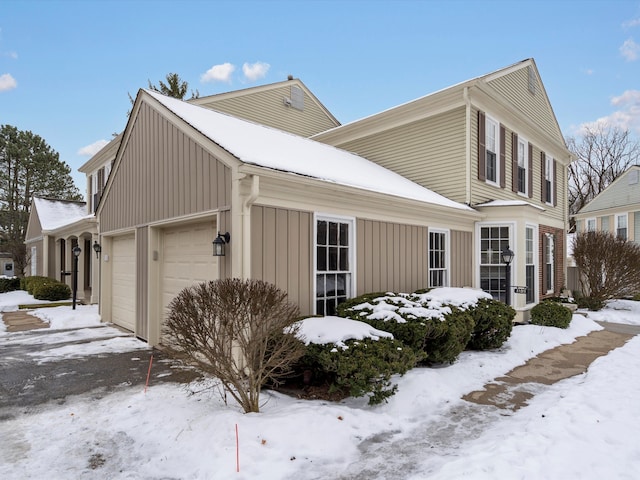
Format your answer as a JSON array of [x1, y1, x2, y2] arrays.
[[196, 85, 337, 137], [450, 230, 473, 287], [356, 219, 428, 294], [101, 103, 231, 233], [251, 205, 312, 315], [136, 226, 149, 340], [336, 108, 467, 204]]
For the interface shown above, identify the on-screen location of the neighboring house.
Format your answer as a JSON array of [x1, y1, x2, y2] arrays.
[[573, 165, 640, 241], [96, 89, 481, 344], [313, 59, 573, 320], [24, 197, 99, 303], [0, 252, 14, 277]]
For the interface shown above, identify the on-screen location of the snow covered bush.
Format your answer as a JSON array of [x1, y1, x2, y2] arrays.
[[466, 298, 515, 350], [336, 288, 491, 364], [164, 278, 305, 413], [530, 301, 572, 329], [300, 337, 417, 405]]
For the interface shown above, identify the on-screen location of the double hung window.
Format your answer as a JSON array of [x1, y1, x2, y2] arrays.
[[485, 117, 499, 183], [616, 214, 628, 240], [517, 137, 528, 195], [429, 230, 449, 287]]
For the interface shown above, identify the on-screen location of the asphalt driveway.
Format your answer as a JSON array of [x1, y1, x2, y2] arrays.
[[0, 323, 202, 418]]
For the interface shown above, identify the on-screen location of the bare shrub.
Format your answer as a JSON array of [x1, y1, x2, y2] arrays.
[[164, 278, 305, 413], [572, 231, 640, 305]]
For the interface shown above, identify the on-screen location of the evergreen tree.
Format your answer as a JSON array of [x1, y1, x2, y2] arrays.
[[0, 125, 82, 275], [148, 72, 200, 100]]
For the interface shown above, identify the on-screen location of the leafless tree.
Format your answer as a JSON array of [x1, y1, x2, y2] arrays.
[[566, 124, 640, 216], [164, 278, 305, 413], [572, 231, 640, 305]]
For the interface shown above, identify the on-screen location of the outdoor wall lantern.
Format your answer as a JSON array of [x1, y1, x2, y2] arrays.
[[72, 245, 82, 310], [501, 245, 514, 306], [213, 232, 230, 257], [92, 241, 102, 259]]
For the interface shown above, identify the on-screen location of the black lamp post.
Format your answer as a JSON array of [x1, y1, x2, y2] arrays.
[[212, 232, 230, 257], [72, 245, 81, 310], [501, 245, 514, 306]]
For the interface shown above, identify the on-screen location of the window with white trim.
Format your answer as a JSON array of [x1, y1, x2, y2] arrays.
[[480, 226, 511, 302], [616, 214, 628, 240], [315, 216, 354, 316], [429, 229, 449, 287], [517, 137, 528, 195], [526, 226, 536, 303], [586, 218, 596, 232], [485, 116, 499, 184], [545, 155, 554, 204], [545, 233, 555, 294]]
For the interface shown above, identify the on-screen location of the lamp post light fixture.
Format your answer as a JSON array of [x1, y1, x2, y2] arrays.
[[92, 241, 102, 259], [501, 245, 514, 306], [212, 232, 230, 257], [72, 245, 82, 310]]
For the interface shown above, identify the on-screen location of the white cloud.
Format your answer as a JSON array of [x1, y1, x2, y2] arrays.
[[242, 61, 270, 82], [200, 63, 235, 83], [620, 37, 640, 61], [623, 18, 640, 29], [578, 89, 640, 135], [77, 139, 109, 156], [0, 73, 16, 91]]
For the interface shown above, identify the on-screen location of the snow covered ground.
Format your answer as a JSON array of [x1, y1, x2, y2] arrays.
[[1, 292, 639, 479]]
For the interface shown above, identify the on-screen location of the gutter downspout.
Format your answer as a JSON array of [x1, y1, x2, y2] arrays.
[[463, 86, 472, 206], [242, 174, 260, 279]]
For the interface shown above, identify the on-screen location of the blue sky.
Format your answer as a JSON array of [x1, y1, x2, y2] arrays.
[[1, 0, 640, 193]]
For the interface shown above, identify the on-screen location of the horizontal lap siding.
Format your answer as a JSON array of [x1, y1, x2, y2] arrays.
[[357, 219, 428, 294], [100, 103, 231, 233], [487, 67, 563, 141], [471, 107, 566, 223], [197, 86, 336, 137], [251, 206, 312, 315], [337, 108, 467, 204]]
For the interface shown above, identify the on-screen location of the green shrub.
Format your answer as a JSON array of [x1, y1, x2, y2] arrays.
[[0, 277, 20, 293], [300, 337, 417, 405], [530, 301, 573, 328], [21, 276, 51, 295], [33, 281, 71, 301], [466, 298, 515, 350], [576, 296, 606, 311], [335, 292, 390, 318], [422, 309, 474, 364]]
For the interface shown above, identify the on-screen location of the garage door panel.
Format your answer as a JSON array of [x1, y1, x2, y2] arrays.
[[111, 234, 135, 332], [162, 222, 218, 316]]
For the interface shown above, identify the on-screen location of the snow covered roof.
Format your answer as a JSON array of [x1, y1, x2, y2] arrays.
[[145, 90, 474, 212], [33, 197, 89, 231], [475, 199, 545, 211]]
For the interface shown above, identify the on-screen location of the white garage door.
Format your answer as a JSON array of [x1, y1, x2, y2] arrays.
[[111, 234, 136, 332], [162, 221, 218, 319]]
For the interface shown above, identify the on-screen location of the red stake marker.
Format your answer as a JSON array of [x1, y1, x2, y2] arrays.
[[236, 423, 240, 473], [144, 354, 154, 393]]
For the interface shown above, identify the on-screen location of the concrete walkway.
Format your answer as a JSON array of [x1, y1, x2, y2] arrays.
[[2, 310, 49, 332], [463, 321, 640, 411]]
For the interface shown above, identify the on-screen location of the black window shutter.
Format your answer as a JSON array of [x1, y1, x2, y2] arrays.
[[540, 152, 546, 203], [511, 132, 518, 193], [528, 143, 533, 198], [478, 111, 486, 181], [553, 159, 557, 206], [499, 124, 506, 188]]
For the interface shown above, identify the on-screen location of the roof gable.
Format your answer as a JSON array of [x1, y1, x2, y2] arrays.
[[189, 78, 340, 137], [577, 166, 640, 215], [144, 90, 473, 211], [29, 197, 88, 233]]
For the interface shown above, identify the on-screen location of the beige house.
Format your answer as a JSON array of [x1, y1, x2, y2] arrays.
[[96, 86, 481, 345], [314, 58, 573, 318], [24, 197, 99, 303], [573, 165, 640, 241]]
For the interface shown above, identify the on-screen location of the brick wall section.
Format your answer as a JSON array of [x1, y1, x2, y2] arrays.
[[539, 225, 565, 299]]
